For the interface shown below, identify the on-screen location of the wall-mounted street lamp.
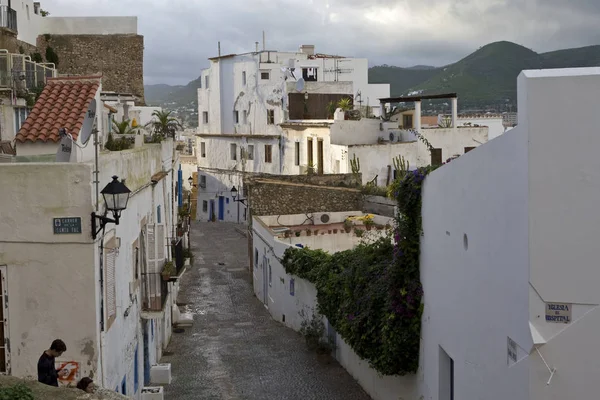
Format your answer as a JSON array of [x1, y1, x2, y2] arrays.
[[188, 176, 196, 188], [91, 175, 131, 239], [230, 186, 247, 206]]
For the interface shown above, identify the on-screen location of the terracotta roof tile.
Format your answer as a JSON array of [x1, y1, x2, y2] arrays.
[[15, 76, 101, 143]]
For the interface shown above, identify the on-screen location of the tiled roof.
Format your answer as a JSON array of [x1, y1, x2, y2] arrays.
[[15, 76, 101, 143]]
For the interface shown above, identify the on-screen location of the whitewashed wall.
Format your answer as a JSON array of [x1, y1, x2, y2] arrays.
[[420, 127, 531, 400], [0, 163, 97, 379], [251, 214, 416, 400]]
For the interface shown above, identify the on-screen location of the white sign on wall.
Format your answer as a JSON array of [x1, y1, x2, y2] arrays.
[[545, 303, 572, 324]]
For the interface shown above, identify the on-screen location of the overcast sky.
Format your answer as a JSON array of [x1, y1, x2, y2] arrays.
[[45, 0, 600, 86]]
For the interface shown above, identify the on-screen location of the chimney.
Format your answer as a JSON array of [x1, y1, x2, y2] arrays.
[[299, 45, 315, 56]]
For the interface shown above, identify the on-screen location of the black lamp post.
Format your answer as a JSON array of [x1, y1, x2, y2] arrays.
[[91, 175, 131, 239], [230, 185, 247, 206]]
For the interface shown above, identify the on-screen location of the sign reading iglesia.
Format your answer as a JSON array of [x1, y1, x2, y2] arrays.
[[545, 302, 572, 324]]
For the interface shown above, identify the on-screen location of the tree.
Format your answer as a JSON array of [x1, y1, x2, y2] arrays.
[[112, 119, 139, 135], [145, 110, 183, 139]]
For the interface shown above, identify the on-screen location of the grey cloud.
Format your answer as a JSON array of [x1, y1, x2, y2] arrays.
[[44, 0, 600, 85]]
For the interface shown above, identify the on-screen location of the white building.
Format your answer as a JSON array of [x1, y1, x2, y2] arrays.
[[418, 67, 600, 400], [194, 45, 390, 222], [0, 76, 184, 398]]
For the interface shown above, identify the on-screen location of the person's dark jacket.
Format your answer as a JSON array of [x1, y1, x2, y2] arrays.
[[37, 352, 60, 387]]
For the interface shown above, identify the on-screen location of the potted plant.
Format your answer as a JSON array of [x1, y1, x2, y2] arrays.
[[343, 219, 353, 233], [306, 228, 312, 236], [333, 228, 338, 234], [313, 229, 319, 235], [295, 231, 301, 237], [354, 228, 364, 238], [162, 261, 176, 281], [284, 230, 291, 238]]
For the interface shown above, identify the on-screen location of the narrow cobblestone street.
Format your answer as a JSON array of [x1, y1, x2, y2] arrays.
[[161, 222, 371, 400]]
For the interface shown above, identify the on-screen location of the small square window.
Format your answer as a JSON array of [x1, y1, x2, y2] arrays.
[[267, 109, 275, 125], [202, 200, 208, 212], [247, 145, 254, 160], [200, 142, 206, 157], [234, 110, 239, 124], [230, 143, 237, 160], [203, 112, 208, 124], [205, 76, 209, 89], [242, 71, 247, 86], [226, 198, 229, 204], [242, 110, 247, 124], [199, 175, 206, 188], [294, 142, 300, 166], [261, 71, 270, 80]]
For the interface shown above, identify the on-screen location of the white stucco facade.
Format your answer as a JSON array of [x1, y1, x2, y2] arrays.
[[418, 67, 600, 400], [0, 140, 179, 398]]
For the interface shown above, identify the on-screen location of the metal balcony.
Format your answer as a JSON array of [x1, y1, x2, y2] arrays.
[[0, 7, 17, 32], [0, 51, 57, 89]]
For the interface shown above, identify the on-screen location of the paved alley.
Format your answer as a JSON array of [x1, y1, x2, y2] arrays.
[[161, 222, 371, 400]]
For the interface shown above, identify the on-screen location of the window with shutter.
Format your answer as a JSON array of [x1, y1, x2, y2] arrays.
[[104, 247, 117, 329], [156, 224, 166, 267], [146, 225, 157, 273]]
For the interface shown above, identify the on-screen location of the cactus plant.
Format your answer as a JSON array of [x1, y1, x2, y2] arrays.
[[350, 154, 360, 175], [393, 155, 410, 180]]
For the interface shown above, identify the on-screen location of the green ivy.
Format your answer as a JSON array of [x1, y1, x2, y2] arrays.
[[0, 383, 34, 400], [282, 165, 437, 376]]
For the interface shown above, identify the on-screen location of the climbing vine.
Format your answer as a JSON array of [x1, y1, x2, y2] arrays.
[[282, 165, 437, 375]]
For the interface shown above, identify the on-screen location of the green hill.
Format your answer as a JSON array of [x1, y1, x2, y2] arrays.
[[376, 41, 600, 110]]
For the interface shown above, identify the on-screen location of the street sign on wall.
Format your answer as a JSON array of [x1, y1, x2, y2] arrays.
[[53, 217, 82, 234]]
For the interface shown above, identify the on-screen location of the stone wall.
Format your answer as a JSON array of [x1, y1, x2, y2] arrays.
[[247, 178, 363, 217], [36, 34, 145, 104], [363, 195, 396, 217], [0, 29, 37, 54]]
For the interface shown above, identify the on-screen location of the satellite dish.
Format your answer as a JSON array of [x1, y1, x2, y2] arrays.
[[56, 132, 73, 162], [296, 78, 305, 92], [79, 98, 97, 145]]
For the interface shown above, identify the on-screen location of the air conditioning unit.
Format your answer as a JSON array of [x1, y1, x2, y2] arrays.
[[150, 363, 172, 384], [313, 212, 331, 225], [141, 386, 164, 400]]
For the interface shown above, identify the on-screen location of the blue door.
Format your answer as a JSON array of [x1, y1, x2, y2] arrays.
[[218, 196, 225, 221]]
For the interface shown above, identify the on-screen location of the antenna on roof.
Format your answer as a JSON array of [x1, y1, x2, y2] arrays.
[[218, 42, 221, 57], [262, 31, 265, 51], [255, 42, 259, 52]]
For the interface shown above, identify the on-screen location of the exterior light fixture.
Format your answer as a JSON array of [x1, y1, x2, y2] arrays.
[[230, 185, 247, 206], [304, 92, 309, 100], [91, 175, 131, 239], [188, 176, 196, 187]]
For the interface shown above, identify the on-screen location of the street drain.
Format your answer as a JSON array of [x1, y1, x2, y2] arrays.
[[218, 262, 225, 265], [163, 351, 174, 356], [174, 328, 185, 333]]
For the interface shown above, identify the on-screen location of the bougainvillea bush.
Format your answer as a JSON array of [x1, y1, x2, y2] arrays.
[[282, 166, 437, 376]]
